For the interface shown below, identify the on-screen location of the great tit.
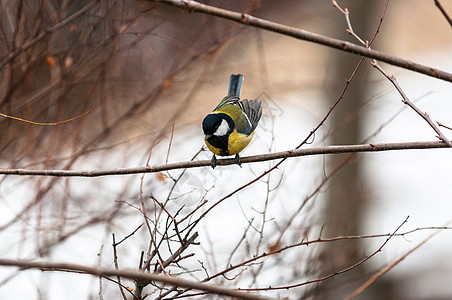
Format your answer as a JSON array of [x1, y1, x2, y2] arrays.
[[202, 74, 262, 168]]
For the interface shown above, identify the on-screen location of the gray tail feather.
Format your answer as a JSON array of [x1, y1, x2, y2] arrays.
[[228, 74, 244, 97], [242, 99, 262, 131]]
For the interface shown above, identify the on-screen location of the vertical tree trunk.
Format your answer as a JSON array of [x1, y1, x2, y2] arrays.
[[317, 1, 382, 298]]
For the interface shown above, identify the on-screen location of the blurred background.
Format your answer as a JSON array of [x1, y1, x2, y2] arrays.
[[1, 0, 452, 299]]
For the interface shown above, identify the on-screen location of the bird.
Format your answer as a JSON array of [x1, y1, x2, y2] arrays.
[[202, 74, 262, 168]]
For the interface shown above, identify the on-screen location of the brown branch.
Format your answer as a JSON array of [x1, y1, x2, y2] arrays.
[[345, 224, 448, 300], [0, 141, 451, 177], [438, 121, 452, 131], [135, 232, 199, 297], [112, 233, 129, 300], [0, 96, 107, 126], [333, 2, 452, 148], [371, 62, 452, 147], [153, 0, 452, 82], [0, 258, 269, 300], [241, 216, 410, 292], [434, 0, 452, 28], [0, 1, 98, 69], [162, 224, 452, 299]]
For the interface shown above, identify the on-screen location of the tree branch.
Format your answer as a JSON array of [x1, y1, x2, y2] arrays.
[[332, 1, 452, 149], [371, 62, 452, 147], [153, 0, 452, 82], [434, 0, 452, 28], [0, 258, 269, 300], [0, 141, 451, 177], [0, 1, 98, 69], [345, 224, 447, 300]]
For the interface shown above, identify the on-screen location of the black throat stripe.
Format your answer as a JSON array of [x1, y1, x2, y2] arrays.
[[207, 135, 230, 156]]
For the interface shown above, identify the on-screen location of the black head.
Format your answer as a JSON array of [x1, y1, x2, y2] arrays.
[[202, 113, 234, 136], [202, 114, 221, 135]]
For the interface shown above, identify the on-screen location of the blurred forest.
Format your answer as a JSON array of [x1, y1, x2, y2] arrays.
[[1, 0, 452, 299]]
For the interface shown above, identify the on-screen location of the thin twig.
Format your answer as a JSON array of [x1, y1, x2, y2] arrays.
[[345, 222, 449, 299], [0, 96, 107, 126], [98, 244, 104, 300], [438, 121, 452, 131], [182, 224, 452, 294], [156, 232, 199, 273], [235, 216, 410, 291], [434, 0, 452, 28], [112, 234, 129, 300], [371, 62, 452, 147], [113, 224, 144, 246], [332, 1, 367, 45], [166, 122, 176, 164]]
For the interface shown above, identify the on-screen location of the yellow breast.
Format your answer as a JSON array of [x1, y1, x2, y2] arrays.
[[204, 131, 254, 156], [227, 130, 254, 155]]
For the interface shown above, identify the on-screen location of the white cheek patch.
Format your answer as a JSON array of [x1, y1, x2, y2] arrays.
[[214, 119, 229, 136]]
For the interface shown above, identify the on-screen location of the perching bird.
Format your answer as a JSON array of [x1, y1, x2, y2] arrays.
[[202, 74, 262, 168]]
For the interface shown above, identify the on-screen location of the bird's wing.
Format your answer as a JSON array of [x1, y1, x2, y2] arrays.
[[212, 95, 240, 112], [240, 99, 262, 132]]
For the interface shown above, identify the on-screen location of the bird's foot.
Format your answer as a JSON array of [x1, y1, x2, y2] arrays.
[[235, 154, 242, 168], [210, 155, 217, 169]]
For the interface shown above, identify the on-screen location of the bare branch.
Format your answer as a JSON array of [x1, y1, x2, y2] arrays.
[[370, 62, 452, 147], [434, 0, 452, 28], [112, 233, 129, 300], [438, 121, 452, 131], [197, 225, 452, 288], [333, 1, 452, 148], [0, 1, 98, 69], [0, 258, 270, 300], [0, 96, 107, 126], [0, 141, 451, 177], [345, 223, 448, 300], [240, 216, 410, 291], [153, 0, 452, 82]]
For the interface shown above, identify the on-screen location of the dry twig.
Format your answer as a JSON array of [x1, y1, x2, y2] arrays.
[[0, 258, 269, 300], [345, 223, 448, 299], [434, 0, 452, 28]]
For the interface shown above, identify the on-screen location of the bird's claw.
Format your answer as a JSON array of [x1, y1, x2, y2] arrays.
[[235, 154, 242, 168], [210, 155, 217, 169]]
